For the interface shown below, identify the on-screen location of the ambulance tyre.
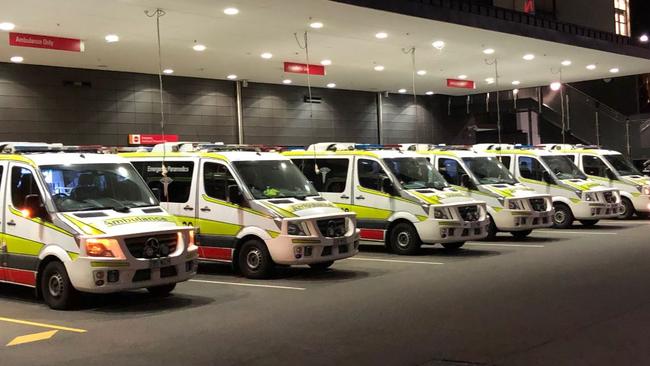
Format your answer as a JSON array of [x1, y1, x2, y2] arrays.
[[485, 215, 498, 240], [511, 229, 533, 239], [441, 242, 465, 250], [579, 220, 599, 227], [41, 260, 78, 310], [239, 239, 274, 279], [618, 197, 635, 220], [388, 222, 421, 255], [552, 203, 574, 229], [309, 261, 334, 270], [147, 283, 176, 297]]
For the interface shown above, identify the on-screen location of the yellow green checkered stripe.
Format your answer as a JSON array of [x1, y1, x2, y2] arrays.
[[63, 214, 105, 235]]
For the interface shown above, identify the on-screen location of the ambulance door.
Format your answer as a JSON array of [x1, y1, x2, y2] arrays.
[[517, 156, 552, 193], [353, 158, 396, 237], [293, 157, 353, 209]]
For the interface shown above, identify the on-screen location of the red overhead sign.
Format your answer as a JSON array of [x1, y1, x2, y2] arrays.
[[9, 32, 84, 52], [128, 134, 179, 145], [283, 62, 325, 76], [447, 79, 476, 89]]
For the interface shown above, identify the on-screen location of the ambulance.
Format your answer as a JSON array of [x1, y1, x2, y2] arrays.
[[474, 144, 623, 228], [0, 143, 197, 310], [284, 143, 488, 254], [541, 144, 650, 219], [404, 144, 554, 239], [122, 143, 359, 279]]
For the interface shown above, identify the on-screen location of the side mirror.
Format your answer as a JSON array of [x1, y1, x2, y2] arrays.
[[542, 171, 554, 184], [460, 174, 475, 190], [605, 168, 617, 181], [150, 187, 162, 201], [227, 185, 244, 205], [381, 177, 397, 196], [24, 194, 47, 220]]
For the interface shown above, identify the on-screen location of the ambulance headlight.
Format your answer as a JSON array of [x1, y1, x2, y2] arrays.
[[85, 238, 122, 258], [287, 222, 309, 236], [433, 208, 451, 219], [574, 191, 583, 199], [583, 192, 597, 201], [642, 186, 650, 196], [507, 199, 523, 210]]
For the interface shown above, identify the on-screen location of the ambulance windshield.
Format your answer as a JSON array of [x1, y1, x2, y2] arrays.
[[233, 160, 319, 199], [383, 157, 448, 190]]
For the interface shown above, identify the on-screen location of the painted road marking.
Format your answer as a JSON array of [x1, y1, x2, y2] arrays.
[[347, 257, 444, 265], [189, 279, 306, 291], [465, 243, 545, 248], [536, 230, 618, 235], [0, 317, 86, 333], [7, 330, 58, 347]]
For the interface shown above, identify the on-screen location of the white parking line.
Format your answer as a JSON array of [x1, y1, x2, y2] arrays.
[[347, 257, 444, 265], [465, 243, 545, 248], [189, 279, 305, 291], [535, 230, 618, 235]]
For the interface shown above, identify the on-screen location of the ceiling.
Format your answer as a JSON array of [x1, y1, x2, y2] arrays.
[[1, 0, 650, 95]]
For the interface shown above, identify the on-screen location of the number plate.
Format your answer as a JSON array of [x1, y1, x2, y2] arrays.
[[333, 238, 347, 246], [149, 257, 171, 269]]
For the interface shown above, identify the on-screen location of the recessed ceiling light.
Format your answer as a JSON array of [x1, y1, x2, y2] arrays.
[[398, 88, 407, 93], [432, 40, 445, 50], [640, 34, 649, 43], [320, 59, 332, 66], [374, 65, 385, 71], [310, 22, 323, 29], [586, 64, 597, 70], [193, 44, 207, 51], [261, 52, 273, 59], [327, 83, 336, 88], [104, 34, 119, 43], [512, 80, 521, 85], [458, 75, 468, 80], [10, 56, 23, 63], [485, 77, 495, 84], [550, 82, 562, 91], [162, 69, 174, 74], [282, 79, 292, 84], [226, 74, 237, 80], [375, 32, 388, 39], [417, 70, 427, 76], [425, 91, 434, 95], [561, 60, 572, 66], [523, 54, 535, 61], [223, 7, 239, 15], [513, 89, 519, 95], [0, 22, 15, 31], [609, 67, 620, 73], [483, 48, 495, 55]]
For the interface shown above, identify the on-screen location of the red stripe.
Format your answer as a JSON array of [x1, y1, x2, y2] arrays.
[[3, 268, 37, 286], [198, 246, 233, 261], [360, 229, 385, 241]]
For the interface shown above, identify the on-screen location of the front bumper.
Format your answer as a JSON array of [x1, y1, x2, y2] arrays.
[[491, 208, 554, 231], [571, 201, 622, 220], [631, 194, 650, 213], [415, 218, 488, 244], [267, 230, 360, 265]]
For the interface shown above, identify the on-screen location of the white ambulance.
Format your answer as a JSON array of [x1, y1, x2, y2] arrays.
[[404, 144, 554, 239], [541, 144, 650, 219], [284, 143, 488, 254], [122, 143, 359, 279], [474, 144, 623, 228], [0, 143, 197, 309]]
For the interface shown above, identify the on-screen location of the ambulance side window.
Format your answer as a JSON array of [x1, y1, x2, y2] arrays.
[[582, 156, 608, 177], [203, 162, 237, 202], [293, 158, 349, 193], [357, 159, 389, 191], [437, 158, 467, 186], [11, 167, 43, 208], [131, 161, 194, 203], [518, 157, 545, 181]]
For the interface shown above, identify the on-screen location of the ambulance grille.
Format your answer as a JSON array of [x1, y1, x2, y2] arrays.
[[317, 218, 346, 238], [529, 198, 547, 212], [458, 206, 480, 222], [125, 233, 177, 259], [603, 191, 616, 203]]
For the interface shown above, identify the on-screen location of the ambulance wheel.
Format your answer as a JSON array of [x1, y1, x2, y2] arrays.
[[239, 239, 274, 279], [552, 203, 574, 229], [41, 261, 78, 310], [309, 261, 334, 270], [579, 220, 599, 227], [388, 222, 421, 255], [147, 283, 176, 297], [485, 215, 498, 240], [618, 197, 635, 220], [511, 229, 533, 239], [441, 242, 465, 251]]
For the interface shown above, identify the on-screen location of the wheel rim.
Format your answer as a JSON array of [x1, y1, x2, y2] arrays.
[[620, 201, 630, 217], [246, 248, 262, 270], [48, 273, 64, 298], [396, 231, 411, 248], [554, 210, 566, 224]]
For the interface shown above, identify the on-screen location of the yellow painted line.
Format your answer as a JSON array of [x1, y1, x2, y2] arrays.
[[347, 257, 444, 265], [189, 279, 305, 291], [0, 317, 87, 333], [7, 330, 58, 347]]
